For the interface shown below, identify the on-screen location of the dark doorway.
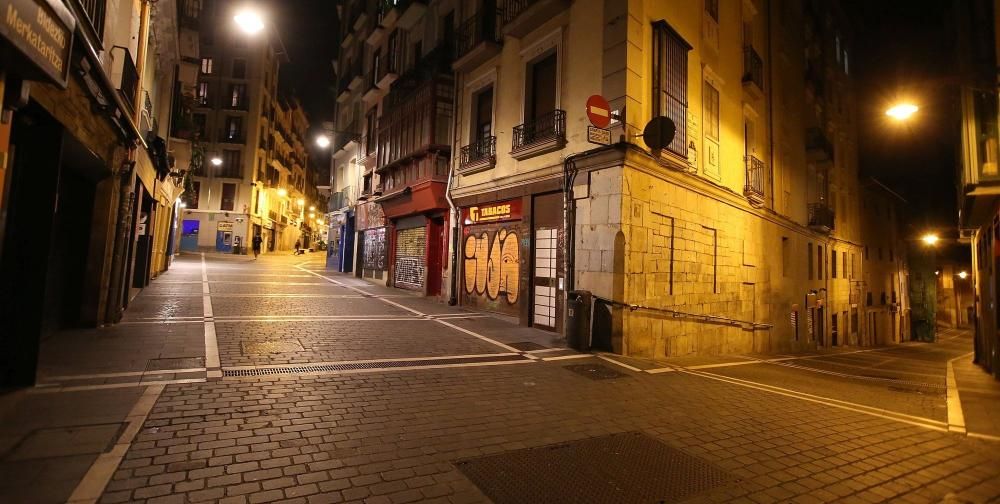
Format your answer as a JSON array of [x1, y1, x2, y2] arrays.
[[426, 217, 444, 296]]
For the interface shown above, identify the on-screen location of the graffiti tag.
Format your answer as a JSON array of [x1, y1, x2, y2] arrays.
[[463, 228, 519, 304]]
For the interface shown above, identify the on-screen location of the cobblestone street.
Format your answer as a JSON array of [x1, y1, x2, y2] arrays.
[[2, 253, 999, 504]]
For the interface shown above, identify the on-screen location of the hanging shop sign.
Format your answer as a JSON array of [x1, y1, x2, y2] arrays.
[[463, 199, 522, 225], [0, 0, 75, 88]]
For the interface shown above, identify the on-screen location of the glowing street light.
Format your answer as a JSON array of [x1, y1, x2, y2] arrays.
[[309, 205, 315, 211], [297, 198, 305, 207], [210, 156, 223, 166], [317, 219, 325, 226], [315, 135, 331, 149], [277, 188, 288, 198], [886, 103, 919, 121], [309, 212, 315, 218], [958, 271, 969, 280], [921, 233, 940, 246], [234, 9, 265, 35]]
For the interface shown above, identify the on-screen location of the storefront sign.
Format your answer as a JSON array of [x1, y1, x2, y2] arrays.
[[217, 221, 233, 232], [0, 0, 74, 87], [463, 199, 522, 225]]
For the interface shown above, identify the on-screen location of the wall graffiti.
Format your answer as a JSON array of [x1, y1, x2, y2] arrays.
[[463, 228, 520, 304], [363, 227, 387, 271]]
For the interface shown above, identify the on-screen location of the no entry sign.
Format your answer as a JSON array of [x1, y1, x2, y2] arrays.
[[586, 95, 611, 129]]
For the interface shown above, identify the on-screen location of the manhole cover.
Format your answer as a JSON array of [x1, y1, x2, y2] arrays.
[[242, 340, 305, 355], [5, 424, 126, 461], [147, 357, 205, 370], [455, 431, 734, 504], [564, 363, 628, 380], [508, 342, 548, 351]]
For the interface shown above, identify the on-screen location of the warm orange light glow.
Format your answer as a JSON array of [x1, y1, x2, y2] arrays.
[[277, 188, 288, 198], [921, 233, 939, 246], [886, 103, 918, 120], [958, 271, 969, 279]]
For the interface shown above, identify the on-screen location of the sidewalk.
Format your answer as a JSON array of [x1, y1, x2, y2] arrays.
[[951, 353, 1000, 440]]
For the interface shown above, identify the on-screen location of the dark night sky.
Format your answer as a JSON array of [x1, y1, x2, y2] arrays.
[[844, 0, 963, 254], [268, 0, 339, 164]]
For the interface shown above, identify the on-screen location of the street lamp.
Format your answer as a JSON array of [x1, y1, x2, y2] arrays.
[[315, 134, 331, 149], [959, 271, 969, 279], [234, 8, 265, 35], [297, 198, 305, 207], [309, 205, 315, 212], [210, 156, 223, 166], [277, 188, 288, 198], [921, 233, 940, 246], [886, 103, 919, 121]]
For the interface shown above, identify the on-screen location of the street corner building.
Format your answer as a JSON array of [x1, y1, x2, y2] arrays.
[[0, 0, 196, 385], [329, 0, 912, 359]]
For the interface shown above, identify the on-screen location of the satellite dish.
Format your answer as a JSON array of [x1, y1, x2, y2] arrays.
[[643, 116, 676, 151]]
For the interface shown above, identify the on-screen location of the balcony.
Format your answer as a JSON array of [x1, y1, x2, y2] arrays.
[[74, 0, 106, 41], [376, 46, 401, 89], [396, 0, 428, 31], [808, 203, 835, 233], [501, 0, 571, 39], [959, 88, 1000, 227], [459, 136, 497, 174], [511, 109, 566, 160], [806, 127, 834, 164], [742, 46, 764, 99], [110, 47, 139, 113], [377, 76, 454, 169], [743, 155, 766, 207], [362, 72, 382, 103], [375, 0, 399, 31], [453, 12, 502, 72], [219, 130, 245, 144]]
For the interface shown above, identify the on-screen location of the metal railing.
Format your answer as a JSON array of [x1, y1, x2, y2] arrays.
[[75, 0, 107, 38], [501, 0, 538, 26], [460, 135, 496, 169], [219, 129, 245, 143], [512, 110, 565, 151], [808, 203, 835, 230], [743, 155, 765, 204], [593, 295, 772, 331], [455, 12, 501, 60], [742, 46, 764, 91], [114, 48, 139, 112]]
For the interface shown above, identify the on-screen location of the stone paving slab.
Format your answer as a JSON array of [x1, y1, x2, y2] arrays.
[[953, 355, 1000, 439], [211, 296, 412, 318], [121, 296, 205, 320], [100, 361, 1000, 504], [215, 320, 510, 368], [207, 283, 356, 296]]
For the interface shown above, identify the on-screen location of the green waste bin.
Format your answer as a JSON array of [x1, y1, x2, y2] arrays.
[[566, 290, 592, 351]]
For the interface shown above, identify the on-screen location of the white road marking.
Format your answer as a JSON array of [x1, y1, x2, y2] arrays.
[[947, 352, 973, 434], [222, 352, 522, 371], [645, 367, 677, 374], [202, 254, 221, 378], [596, 354, 643, 372], [968, 432, 1000, 442], [42, 368, 207, 382], [542, 354, 593, 361], [31, 379, 206, 393], [279, 359, 534, 378], [67, 384, 164, 503]]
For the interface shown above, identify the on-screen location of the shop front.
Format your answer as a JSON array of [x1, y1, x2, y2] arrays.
[[378, 179, 448, 297], [356, 201, 389, 284], [456, 188, 564, 332]]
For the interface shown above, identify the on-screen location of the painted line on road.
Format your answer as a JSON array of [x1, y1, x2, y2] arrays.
[[968, 432, 1000, 442], [202, 253, 222, 379], [596, 354, 643, 372], [222, 352, 522, 371], [946, 351, 974, 434], [645, 367, 677, 374], [30, 378, 206, 393], [685, 369, 948, 432], [68, 384, 165, 503], [765, 360, 946, 389], [295, 265, 530, 357], [542, 354, 593, 361], [42, 367, 207, 382]]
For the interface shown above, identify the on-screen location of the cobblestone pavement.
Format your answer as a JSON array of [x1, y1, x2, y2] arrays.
[[4, 253, 1000, 503]]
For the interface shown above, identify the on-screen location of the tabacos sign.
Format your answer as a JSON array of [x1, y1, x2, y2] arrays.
[[0, 0, 75, 88], [463, 199, 522, 225]]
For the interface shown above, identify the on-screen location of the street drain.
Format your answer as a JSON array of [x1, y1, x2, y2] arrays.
[[242, 340, 305, 354], [455, 431, 734, 504], [508, 341, 549, 351], [222, 354, 528, 377], [564, 363, 629, 380]]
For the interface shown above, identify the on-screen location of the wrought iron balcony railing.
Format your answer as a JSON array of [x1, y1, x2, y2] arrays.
[[742, 46, 764, 92], [75, 0, 107, 39], [459, 135, 496, 170], [743, 155, 765, 206], [512, 110, 566, 152], [808, 203, 835, 231], [501, 0, 537, 26], [455, 12, 501, 60], [112, 47, 139, 113]]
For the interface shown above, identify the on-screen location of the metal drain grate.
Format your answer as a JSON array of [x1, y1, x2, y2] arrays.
[[455, 431, 734, 504], [223, 354, 528, 377], [564, 363, 629, 380], [508, 341, 549, 351]]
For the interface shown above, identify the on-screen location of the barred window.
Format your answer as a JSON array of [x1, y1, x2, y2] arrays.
[[652, 21, 692, 157]]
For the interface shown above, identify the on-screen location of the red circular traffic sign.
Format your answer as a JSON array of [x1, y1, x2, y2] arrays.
[[586, 95, 611, 129]]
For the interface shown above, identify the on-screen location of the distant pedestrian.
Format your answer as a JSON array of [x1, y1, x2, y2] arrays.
[[252, 234, 262, 259], [293, 240, 302, 255]]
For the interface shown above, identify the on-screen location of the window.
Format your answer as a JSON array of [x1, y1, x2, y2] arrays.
[[525, 52, 557, 125], [183, 0, 203, 19], [818, 245, 824, 280], [232, 59, 247, 79], [781, 237, 789, 277], [372, 48, 381, 85], [705, 0, 719, 22], [225, 116, 242, 140], [831, 249, 837, 278], [843, 252, 848, 278], [652, 21, 691, 156], [365, 110, 377, 155], [193, 114, 207, 140], [704, 82, 720, 141], [197, 82, 209, 105], [221, 150, 241, 178], [472, 85, 494, 141], [808, 243, 813, 280], [200, 57, 213, 74], [221, 183, 236, 211], [184, 181, 201, 209], [229, 84, 246, 108]]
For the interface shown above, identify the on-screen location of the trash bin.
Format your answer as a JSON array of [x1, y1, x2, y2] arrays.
[[566, 290, 592, 351]]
